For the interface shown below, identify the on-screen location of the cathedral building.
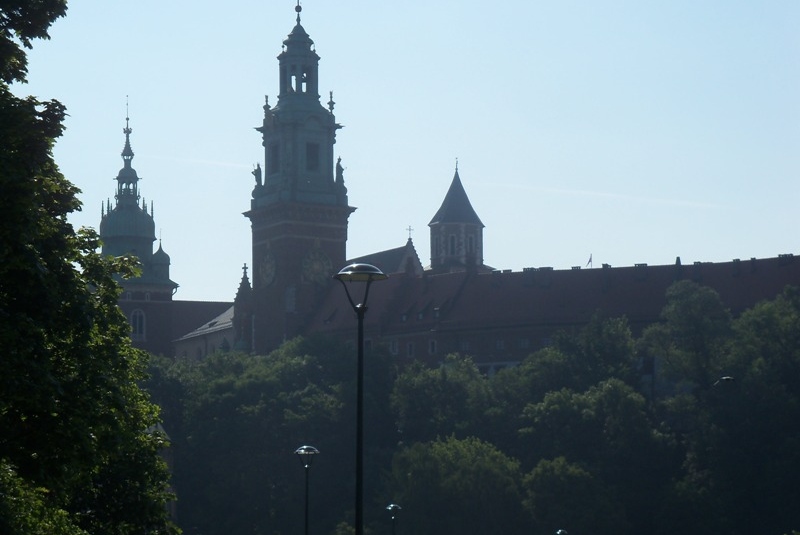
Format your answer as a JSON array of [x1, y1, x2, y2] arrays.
[[104, 6, 800, 366], [100, 116, 231, 357]]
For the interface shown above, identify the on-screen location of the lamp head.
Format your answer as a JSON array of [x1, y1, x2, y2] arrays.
[[334, 263, 388, 283], [294, 445, 320, 468]]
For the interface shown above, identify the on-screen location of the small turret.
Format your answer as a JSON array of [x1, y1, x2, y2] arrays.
[[429, 164, 486, 273]]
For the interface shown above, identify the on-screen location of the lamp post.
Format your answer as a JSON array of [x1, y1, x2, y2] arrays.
[[294, 445, 320, 535], [334, 263, 388, 535], [386, 503, 402, 535]]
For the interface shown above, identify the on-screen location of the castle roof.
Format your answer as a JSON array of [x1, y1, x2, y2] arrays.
[[347, 238, 424, 276], [429, 169, 484, 227], [308, 255, 800, 356]]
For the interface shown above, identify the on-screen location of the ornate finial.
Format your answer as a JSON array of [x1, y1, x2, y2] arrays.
[[406, 225, 414, 240], [124, 96, 132, 137], [328, 91, 335, 112], [242, 263, 248, 276], [455, 157, 459, 172], [121, 98, 134, 164], [295, 0, 302, 23], [264, 95, 270, 110]]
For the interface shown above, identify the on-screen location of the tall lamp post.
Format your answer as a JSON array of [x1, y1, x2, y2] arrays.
[[386, 503, 402, 535], [294, 445, 320, 535], [334, 263, 388, 535]]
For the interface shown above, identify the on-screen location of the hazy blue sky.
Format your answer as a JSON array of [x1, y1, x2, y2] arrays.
[[16, 1, 800, 301]]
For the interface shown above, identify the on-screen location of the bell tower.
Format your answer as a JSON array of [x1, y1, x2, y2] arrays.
[[99, 113, 178, 355], [245, 4, 353, 353], [429, 165, 486, 273]]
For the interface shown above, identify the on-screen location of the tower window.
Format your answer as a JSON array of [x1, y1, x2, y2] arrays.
[[269, 143, 280, 174], [130, 309, 145, 341], [428, 340, 437, 355], [448, 235, 457, 256], [467, 235, 475, 254], [406, 342, 415, 357], [306, 143, 320, 171], [291, 65, 308, 92]]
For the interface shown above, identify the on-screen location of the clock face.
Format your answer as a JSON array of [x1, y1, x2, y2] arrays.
[[302, 248, 332, 285], [258, 250, 276, 287]]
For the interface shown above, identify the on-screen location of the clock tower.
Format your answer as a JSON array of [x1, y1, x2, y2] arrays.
[[244, 4, 353, 353]]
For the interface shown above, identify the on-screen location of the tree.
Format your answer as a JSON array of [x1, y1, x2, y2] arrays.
[[523, 456, 628, 535], [389, 436, 528, 535], [149, 335, 397, 535], [639, 280, 732, 391], [1, 3, 176, 533], [391, 354, 491, 444], [672, 286, 800, 535], [519, 379, 672, 534]]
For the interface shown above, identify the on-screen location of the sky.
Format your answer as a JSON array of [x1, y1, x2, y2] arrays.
[[15, 1, 800, 302]]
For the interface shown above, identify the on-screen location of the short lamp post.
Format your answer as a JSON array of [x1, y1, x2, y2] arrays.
[[334, 263, 388, 535], [294, 445, 320, 535], [386, 503, 402, 535]]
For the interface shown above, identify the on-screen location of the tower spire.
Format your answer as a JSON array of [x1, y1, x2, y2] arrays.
[[115, 104, 141, 205], [122, 99, 134, 168]]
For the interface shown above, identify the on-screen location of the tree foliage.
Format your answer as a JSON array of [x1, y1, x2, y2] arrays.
[[149, 282, 800, 535], [148, 336, 396, 535], [1, 3, 176, 533], [390, 436, 528, 535]]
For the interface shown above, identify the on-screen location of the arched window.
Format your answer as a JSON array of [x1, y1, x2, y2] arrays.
[[130, 309, 145, 341]]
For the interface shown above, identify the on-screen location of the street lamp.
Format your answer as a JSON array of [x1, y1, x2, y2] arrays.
[[294, 445, 320, 535], [386, 503, 402, 535], [334, 263, 388, 535]]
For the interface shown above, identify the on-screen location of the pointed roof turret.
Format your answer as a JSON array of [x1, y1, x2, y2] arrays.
[[100, 115, 155, 252], [235, 264, 252, 301], [428, 165, 487, 273], [114, 113, 143, 207], [429, 166, 484, 227]]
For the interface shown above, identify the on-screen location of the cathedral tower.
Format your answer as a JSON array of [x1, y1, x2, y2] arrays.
[[429, 166, 486, 273], [245, 5, 353, 352], [100, 115, 178, 350]]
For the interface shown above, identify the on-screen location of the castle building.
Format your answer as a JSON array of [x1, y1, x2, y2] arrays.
[[117, 6, 800, 365]]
